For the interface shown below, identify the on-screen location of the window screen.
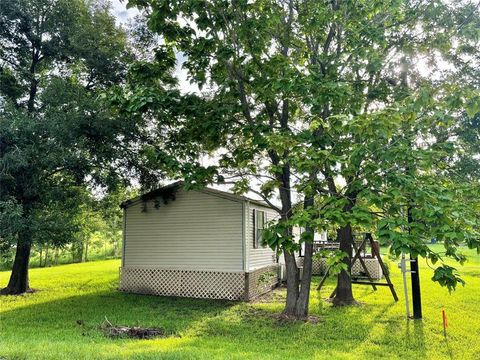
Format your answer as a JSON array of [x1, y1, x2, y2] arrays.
[[253, 210, 265, 248]]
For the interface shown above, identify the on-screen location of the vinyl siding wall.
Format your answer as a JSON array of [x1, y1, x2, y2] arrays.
[[123, 190, 243, 272], [245, 202, 278, 271]]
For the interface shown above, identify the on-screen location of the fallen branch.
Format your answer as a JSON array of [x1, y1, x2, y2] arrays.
[[100, 317, 166, 339]]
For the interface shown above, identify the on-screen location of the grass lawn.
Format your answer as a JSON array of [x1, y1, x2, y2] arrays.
[[1, 246, 479, 360]]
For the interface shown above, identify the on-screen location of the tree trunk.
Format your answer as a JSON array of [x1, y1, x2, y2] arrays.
[[273, 166, 301, 317], [291, 194, 316, 317], [1, 235, 32, 295], [283, 249, 299, 315], [294, 230, 314, 317], [72, 241, 84, 263], [38, 246, 43, 268], [332, 224, 356, 306], [2, 47, 41, 295], [84, 239, 88, 262], [27, 78, 38, 113], [27, 50, 39, 113], [283, 194, 316, 318], [54, 248, 59, 266], [43, 244, 49, 267]]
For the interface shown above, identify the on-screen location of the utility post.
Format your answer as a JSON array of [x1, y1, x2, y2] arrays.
[[401, 55, 422, 320], [408, 205, 422, 319], [410, 255, 422, 319]]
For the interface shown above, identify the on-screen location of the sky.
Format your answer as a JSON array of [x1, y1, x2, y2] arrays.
[[110, 0, 199, 94], [111, 0, 138, 25], [109, 1, 273, 201], [108, 1, 260, 197]]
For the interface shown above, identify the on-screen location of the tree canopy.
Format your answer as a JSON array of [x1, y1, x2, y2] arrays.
[[0, 0, 140, 294], [121, 0, 480, 315]]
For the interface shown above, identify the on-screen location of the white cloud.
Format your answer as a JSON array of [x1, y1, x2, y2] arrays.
[[110, 0, 138, 25]]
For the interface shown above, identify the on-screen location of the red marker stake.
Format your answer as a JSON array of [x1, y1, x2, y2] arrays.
[[442, 309, 448, 337]]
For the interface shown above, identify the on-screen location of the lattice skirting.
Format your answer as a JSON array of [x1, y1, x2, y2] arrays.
[[296, 257, 383, 279], [351, 258, 383, 279], [120, 267, 246, 300], [119, 266, 280, 301], [246, 265, 280, 299], [292, 257, 328, 277]]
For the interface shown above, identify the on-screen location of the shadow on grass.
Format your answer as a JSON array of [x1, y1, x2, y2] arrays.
[[122, 300, 411, 359], [405, 320, 426, 347], [0, 289, 236, 340], [372, 314, 428, 360], [0, 285, 429, 360]]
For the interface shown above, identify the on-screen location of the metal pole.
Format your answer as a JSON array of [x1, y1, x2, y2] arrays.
[[400, 254, 410, 318], [407, 202, 422, 320], [410, 255, 422, 319]]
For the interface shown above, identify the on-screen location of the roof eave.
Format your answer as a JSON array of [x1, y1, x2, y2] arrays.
[[119, 181, 272, 210]]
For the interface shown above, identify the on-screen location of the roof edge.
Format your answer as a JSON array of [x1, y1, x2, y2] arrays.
[[120, 181, 272, 209]]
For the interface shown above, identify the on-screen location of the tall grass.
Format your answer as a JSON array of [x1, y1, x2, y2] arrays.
[[0, 246, 479, 359]]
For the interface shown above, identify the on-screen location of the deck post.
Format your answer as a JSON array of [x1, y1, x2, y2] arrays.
[[244, 272, 250, 300]]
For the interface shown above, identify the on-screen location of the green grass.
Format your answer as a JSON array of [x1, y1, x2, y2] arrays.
[[1, 247, 479, 360]]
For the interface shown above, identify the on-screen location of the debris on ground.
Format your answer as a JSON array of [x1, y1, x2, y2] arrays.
[[100, 317, 166, 339]]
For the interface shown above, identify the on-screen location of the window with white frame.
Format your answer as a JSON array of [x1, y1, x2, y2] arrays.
[[253, 209, 265, 248]]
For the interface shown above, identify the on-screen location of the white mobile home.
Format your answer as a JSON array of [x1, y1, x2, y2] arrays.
[[119, 182, 279, 300]]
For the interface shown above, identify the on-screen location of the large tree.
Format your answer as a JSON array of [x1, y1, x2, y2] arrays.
[[0, 0, 139, 294], [122, 0, 480, 316]]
